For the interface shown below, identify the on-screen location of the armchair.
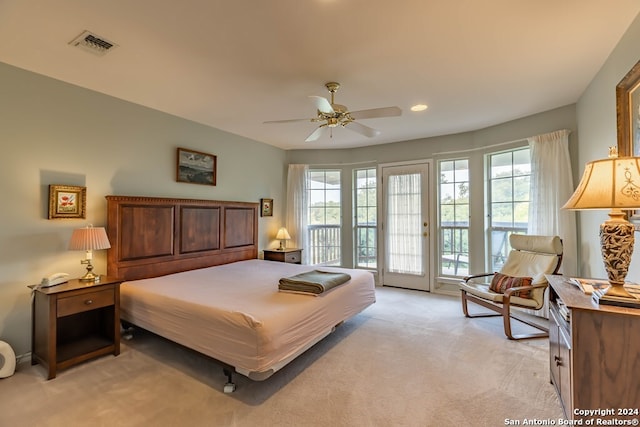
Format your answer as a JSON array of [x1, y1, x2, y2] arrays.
[[459, 234, 563, 340]]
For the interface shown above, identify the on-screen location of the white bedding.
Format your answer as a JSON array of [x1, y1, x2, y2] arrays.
[[120, 259, 376, 380]]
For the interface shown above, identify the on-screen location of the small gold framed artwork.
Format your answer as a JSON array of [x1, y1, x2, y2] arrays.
[[260, 198, 273, 217], [48, 185, 86, 219]]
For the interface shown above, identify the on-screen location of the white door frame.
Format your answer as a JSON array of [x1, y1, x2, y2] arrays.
[[378, 159, 434, 291]]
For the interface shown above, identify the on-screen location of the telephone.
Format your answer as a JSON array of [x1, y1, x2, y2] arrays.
[[40, 272, 69, 287]]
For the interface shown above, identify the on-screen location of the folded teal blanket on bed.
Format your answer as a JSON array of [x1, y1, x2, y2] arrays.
[[278, 270, 352, 295]]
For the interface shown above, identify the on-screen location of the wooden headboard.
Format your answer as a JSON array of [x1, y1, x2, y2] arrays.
[[106, 195, 259, 281]]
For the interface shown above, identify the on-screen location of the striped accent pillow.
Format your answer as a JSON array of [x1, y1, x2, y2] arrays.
[[489, 273, 534, 299]]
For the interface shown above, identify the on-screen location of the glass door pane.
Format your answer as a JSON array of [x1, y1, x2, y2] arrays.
[[381, 162, 430, 291]]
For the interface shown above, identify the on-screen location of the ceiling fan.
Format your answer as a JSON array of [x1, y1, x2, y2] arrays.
[[264, 82, 402, 142]]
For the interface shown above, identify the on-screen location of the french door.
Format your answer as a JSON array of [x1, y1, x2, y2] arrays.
[[381, 162, 430, 291]]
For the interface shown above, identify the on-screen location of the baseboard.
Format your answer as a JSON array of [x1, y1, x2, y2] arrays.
[[16, 352, 31, 366]]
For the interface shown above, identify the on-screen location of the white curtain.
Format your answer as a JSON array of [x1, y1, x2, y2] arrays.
[[387, 173, 422, 274], [527, 129, 577, 316], [286, 164, 309, 264]]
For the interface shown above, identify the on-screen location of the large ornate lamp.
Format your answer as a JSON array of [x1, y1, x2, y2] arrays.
[[68, 225, 111, 281], [563, 148, 640, 305]]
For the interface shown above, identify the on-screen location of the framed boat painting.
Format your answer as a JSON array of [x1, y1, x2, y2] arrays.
[[176, 147, 217, 186]]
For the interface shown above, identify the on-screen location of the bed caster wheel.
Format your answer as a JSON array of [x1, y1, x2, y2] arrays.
[[223, 383, 236, 393]]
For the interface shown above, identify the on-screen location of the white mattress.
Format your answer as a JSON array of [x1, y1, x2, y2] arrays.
[[120, 259, 376, 380]]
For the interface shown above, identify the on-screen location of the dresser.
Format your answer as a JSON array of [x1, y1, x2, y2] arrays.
[[547, 275, 640, 420], [31, 276, 122, 379]]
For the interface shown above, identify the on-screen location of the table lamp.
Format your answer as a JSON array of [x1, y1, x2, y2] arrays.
[[276, 227, 291, 250], [562, 147, 640, 306], [68, 225, 111, 281]]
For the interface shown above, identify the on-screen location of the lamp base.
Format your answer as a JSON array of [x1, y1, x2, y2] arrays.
[[79, 259, 100, 282], [79, 272, 99, 282], [600, 215, 635, 286], [597, 215, 640, 308]]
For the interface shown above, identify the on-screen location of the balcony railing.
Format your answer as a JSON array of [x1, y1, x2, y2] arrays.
[[355, 225, 377, 269], [440, 222, 527, 276], [308, 224, 341, 265], [306, 222, 526, 273], [441, 223, 469, 276]]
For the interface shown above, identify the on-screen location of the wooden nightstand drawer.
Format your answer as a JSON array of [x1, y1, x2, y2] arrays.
[[57, 289, 114, 317], [285, 251, 301, 263]]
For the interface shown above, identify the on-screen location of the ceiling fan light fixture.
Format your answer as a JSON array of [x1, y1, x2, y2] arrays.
[[327, 118, 339, 127], [411, 104, 428, 112], [266, 81, 401, 142]]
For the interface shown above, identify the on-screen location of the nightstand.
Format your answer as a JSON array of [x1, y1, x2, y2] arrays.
[[264, 248, 302, 264], [30, 276, 122, 379]]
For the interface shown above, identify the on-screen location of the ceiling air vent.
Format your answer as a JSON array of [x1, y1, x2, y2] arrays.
[[68, 30, 118, 56]]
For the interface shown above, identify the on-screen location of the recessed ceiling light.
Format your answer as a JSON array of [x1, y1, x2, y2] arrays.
[[411, 104, 428, 112]]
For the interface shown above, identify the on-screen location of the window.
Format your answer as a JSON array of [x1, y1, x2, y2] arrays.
[[308, 169, 341, 265], [487, 148, 530, 271], [438, 159, 470, 276], [354, 168, 377, 269]]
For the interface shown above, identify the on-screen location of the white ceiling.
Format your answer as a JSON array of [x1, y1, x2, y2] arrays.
[[1, 1, 639, 150]]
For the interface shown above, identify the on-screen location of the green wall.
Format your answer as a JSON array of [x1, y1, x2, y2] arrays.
[[576, 11, 640, 281], [0, 62, 286, 356]]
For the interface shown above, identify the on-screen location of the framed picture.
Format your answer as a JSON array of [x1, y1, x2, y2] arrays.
[[48, 185, 86, 219], [260, 198, 273, 217], [616, 59, 640, 157], [616, 60, 640, 222], [176, 147, 217, 186]]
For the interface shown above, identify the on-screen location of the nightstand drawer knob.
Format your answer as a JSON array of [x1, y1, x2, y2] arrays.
[[84, 299, 93, 305]]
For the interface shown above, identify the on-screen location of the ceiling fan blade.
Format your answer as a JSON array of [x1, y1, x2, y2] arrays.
[[309, 96, 334, 114], [346, 121, 381, 138], [305, 126, 327, 142], [349, 106, 402, 120], [264, 118, 312, 124]]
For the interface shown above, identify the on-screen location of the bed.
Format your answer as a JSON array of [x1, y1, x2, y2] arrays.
[[105, 195, 376, 391]]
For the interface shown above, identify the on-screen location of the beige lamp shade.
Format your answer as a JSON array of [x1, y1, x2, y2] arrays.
[[562, 156, 640, 211], [68, 226, 111, 251], [275, 227, 291, 240]]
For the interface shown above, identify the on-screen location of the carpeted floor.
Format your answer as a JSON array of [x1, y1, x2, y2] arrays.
[[0, 286, 564, 427]]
